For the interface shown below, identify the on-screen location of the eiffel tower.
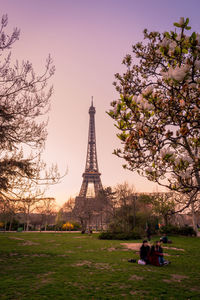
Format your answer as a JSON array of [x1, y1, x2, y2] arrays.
[[78, 98, 103, 198]]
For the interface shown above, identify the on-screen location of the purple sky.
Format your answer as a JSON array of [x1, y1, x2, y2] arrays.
[[1, 0, 200, 205]]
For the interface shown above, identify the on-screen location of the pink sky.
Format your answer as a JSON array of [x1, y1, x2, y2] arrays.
[[1, 0, 200, 205]]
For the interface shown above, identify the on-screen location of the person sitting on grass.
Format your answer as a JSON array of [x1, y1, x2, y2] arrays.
[[149, 241, 170, 266], [139, 240, 150, 264], [160, 233, 172, 244]]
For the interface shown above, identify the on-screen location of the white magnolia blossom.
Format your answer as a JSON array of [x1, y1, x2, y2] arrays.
[[142, 86, 154, 96], [136, 94, 143, 104], [194, 60, 200, 70], [160, 147, 174, 159], [177, 169, 192, 180], [176, 155, 193, 164], [189, 82, 197, 89], [176, 34, 182, 41], [155, 48, 162, 55], [196, 33, 200, 45], [146, 167, 153, 173], [169, 41, 177, 51], [136, 94, 154, 110], [112, 100, 121, 114], [160, 37, 170, 48], [113, 106, 117, 115], [161, 64, 190, 81], [179, 17, 185, 26], [132, 95, 137, 102]]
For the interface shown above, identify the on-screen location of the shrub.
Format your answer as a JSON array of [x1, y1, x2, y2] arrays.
[[71, 222, 81, 231], [178, 225, 197, 236], [160, 224, 196, 236], [98, 229, 142, 240]]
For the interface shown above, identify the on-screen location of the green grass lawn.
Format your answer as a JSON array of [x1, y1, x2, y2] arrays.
[[0, 232, 200, 299]]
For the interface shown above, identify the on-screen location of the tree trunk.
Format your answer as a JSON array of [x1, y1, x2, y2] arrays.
[[133, 196, 136, 228], [164, 215, 168, 226], [45, 221, 47, 231], [26, 218, 29, 231], [9, 219, 12, 231], [4, 221, 7, 231], [191, 202, 198, 233]]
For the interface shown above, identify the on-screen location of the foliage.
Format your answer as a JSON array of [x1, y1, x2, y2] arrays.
[[140, 193, 176, 225], [71, 222, 81, 230], [98, 228, 142, 240], [62, 222, 74, 230], [106, 183, 156, 234], [160, 224, 197, 236], [108, 17, 200, 211]]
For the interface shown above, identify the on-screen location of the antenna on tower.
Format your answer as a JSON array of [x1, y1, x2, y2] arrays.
[[91, 96, 93, 106]]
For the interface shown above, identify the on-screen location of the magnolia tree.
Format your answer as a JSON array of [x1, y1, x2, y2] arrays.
[[108, 18, 200, 212], [0, 14, 66, 205], [0, 15, 60, 197]]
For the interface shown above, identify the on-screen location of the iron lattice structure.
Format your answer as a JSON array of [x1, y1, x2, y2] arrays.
[[78, 100, 103, 198]]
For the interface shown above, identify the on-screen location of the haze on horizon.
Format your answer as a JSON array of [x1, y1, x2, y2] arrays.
[[2, 0, 200, 205]]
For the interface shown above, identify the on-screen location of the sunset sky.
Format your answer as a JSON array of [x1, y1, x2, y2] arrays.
[[2, 0, 200, 205]]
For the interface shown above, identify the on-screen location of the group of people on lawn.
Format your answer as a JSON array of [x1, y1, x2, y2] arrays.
[[139, 239, 170, 266]]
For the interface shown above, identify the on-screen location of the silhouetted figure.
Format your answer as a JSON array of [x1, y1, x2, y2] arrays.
[[140, 240, 150, 264], [146, 225, 151, 241]]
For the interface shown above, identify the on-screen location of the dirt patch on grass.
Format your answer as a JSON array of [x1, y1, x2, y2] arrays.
[[107, 247, 117, 252], [119, 285, 131, 289], [94, 263, 111, 270], [130, 291, 138, 295], [21, 241, 39, 246], [122, 243, 184, 253], [32, 254, 50, 257], [8, 237, 40, 247], [163, 279, 172, 283], [163, 246, 184, 251], [72, 260, 112, 270], [129, 274, 144, 281], [73, 260, 92, 267], [121, 243, 141, 251], [9, 237, 24, 241], [171, 274, 188, 281], [37, 271, 55, 278], [37, 272, 55, 284], [9, 252, 18, 256], [130, 290, 149, 296], [163, 274, 188, 283], [145, 268, 156, 272]]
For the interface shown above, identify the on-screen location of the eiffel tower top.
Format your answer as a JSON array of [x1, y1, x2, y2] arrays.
[[89, 96, 95, 113]]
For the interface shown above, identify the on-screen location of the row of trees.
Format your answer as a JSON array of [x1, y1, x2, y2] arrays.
[[0, 194, 56, 231], [1, 180, 199, 232], [59, 182, 199, 234]]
